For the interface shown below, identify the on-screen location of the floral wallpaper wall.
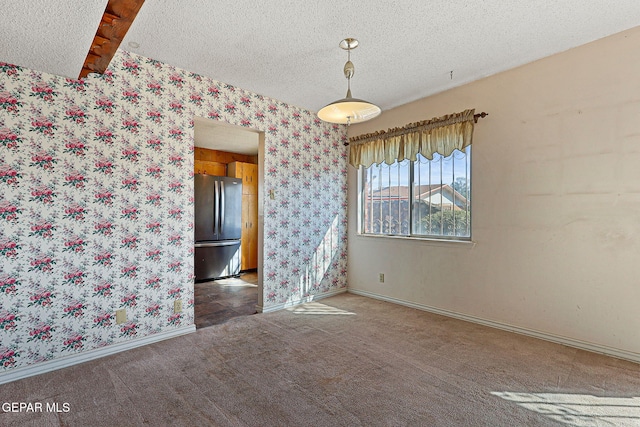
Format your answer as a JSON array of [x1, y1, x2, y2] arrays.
[[0, 50, 347, 372]]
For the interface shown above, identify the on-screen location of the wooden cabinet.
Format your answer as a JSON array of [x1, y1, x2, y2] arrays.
[[242, 194, 258, 270], [193, 147, 256, 177], [228, 162, 258, 270], [228, 162, 257, 195], [194, 160, 225, 176]]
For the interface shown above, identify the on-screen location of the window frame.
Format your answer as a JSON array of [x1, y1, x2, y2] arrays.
[[356, 148, 472, 242]]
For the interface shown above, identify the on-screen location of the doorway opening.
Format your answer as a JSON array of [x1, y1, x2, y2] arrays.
[[193, 116, 262, 328]]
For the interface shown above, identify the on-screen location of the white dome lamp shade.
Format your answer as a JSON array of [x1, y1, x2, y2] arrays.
[[317, 38, 381, 125]]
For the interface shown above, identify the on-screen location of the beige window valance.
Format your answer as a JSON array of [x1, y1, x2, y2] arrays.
[[349, 109, 476, 168]]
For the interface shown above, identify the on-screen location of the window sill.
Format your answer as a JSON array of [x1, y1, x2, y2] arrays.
[[356, 233, 476, 247]]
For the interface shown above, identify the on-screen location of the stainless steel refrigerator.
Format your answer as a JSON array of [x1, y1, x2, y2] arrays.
[[194, 174, 243, 281]]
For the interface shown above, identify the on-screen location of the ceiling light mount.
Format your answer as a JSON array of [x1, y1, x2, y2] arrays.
[[339, 38, 359, 50], [317, 38, 381, 125]]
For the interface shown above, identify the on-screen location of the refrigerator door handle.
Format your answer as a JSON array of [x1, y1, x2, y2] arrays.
[[195, 240, 239, 248], [213, 179, 219, 236], [220, 180, 225, 234]]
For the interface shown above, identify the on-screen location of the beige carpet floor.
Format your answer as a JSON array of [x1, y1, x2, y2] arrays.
[[1, 293, 639, 426]]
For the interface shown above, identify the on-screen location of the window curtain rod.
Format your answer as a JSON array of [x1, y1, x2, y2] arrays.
[[344, 111, 488, 146]]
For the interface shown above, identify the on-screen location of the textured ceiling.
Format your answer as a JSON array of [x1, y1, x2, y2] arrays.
[[2, 1, 640, 115], [0, 0, 108, 79], [194, 116, 259, 155]]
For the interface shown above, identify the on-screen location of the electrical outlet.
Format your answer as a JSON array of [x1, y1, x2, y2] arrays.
[[116, 308, 127, 324], [174, 299, 182, 313], [379, 273, 385, 283]]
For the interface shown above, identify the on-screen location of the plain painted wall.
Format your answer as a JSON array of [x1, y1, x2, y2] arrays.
[[347, 26, 640, 357]]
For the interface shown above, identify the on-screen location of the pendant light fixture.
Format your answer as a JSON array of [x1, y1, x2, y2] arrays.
[[317, 38, 381, 125]]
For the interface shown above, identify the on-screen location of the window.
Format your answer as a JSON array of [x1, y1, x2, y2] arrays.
[[359, 147, 471, 239], [351, 109, 477, 239]]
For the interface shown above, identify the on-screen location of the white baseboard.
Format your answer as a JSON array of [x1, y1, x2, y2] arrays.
[[258, 288, 347, 313], [348, 289, 640, 364], [0, 325, 196, 385]]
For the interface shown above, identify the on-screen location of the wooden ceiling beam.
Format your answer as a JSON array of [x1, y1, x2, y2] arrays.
[[79, 0, 145, 79]]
